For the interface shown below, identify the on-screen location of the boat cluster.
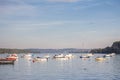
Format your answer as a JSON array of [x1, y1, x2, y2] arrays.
[[0, 53, 116, 64], [32, 54, 74, 62], [24, 53, 115, 62], [95, 53, 116, 62]]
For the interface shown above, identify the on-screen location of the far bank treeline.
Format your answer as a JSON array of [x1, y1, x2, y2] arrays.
[[90, 41, 120, 54], [0, 48, 90, 54], [0, 49, 29, 53]]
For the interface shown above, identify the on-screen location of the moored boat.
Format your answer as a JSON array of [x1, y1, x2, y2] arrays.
[[103, 54, 112, 57], [95, 57, 106, 61], [0, 58, 15, 64], [53, 54, 65, 58], [103, 53, 116, 58], [80, 55, 90, 58], [44, 55, 50, 58], [54, 57, 69, 60], [6, 54, 18, 61], [65, 54, 74, 58], [110, 53, 116, 56], [21, 54, 32, 59], [33, 57, 48, 62], [86, 53, 94, 57]]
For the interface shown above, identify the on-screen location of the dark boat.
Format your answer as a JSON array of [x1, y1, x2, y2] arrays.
[[80, 55, 90, 58]]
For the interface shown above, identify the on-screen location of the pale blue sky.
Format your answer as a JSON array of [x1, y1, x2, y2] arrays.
[[0, 0, 120, 49]]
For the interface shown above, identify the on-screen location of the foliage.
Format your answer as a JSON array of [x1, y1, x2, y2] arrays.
[[90, 41, 120, 54], [0, 48, 29, 53], [0, 48, 90, 54]]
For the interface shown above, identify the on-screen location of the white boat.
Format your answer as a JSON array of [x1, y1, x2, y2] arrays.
[[65, 54, 74, 58], [33, 57, 48, 62], [53, 54, 64, 58], [22, 54, 32, 59], [103, 53, 116, 57], [44, 55, 50, 58], [103, 54, 112, 57], [55, 57, 69, 60], [86, 53, 94, 57], [110, 53, 116, 56], [95, 57, 106, 61]]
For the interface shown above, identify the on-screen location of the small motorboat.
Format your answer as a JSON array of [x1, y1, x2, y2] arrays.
[[103, 54, 112, 57], [44, 55, 50, 58], [65, 54, 74, 58], [0, 58, 15, 64], [6, 54, 18, 61], [33, 57, 48, 62], [86, 53, 94, 57], [95, 57, 106, 62], [53, 54, 65, 58], [54, 57, 69, 60], [80, 55, 90, 58], [110, 53, 116, 56], [21, 54, 32, 59], [104, 53, 116, 57]]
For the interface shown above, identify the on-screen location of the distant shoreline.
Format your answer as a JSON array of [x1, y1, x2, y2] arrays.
[[0, 48, 90, 53]]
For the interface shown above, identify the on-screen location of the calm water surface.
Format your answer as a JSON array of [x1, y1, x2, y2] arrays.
[[0, 53, 120, 80]]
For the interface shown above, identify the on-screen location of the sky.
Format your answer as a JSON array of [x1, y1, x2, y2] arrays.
[[0, 0, 120, 49]]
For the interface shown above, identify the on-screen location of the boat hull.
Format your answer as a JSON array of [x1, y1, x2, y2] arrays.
[[33, 58, 48, 62], [95, 57, 105, 62], [0, 59, 15, 64], [80, 56, 90, 58], [6, 57, 17, 61]]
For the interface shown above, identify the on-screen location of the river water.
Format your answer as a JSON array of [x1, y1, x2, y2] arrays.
[[0, 53, 120, 80]]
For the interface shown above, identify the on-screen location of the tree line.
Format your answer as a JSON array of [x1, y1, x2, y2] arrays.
[[0, 48, 29, 53], [0, 48, 90, 53]]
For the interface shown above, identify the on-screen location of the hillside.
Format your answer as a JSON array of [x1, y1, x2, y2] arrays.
[[91, 41, 120, 54]]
